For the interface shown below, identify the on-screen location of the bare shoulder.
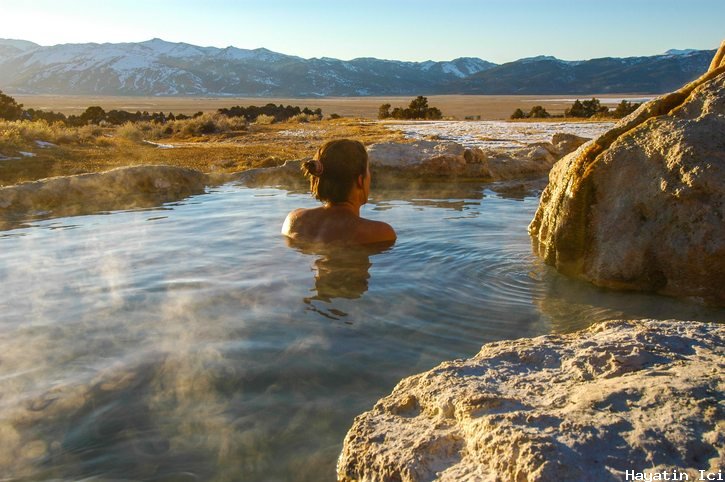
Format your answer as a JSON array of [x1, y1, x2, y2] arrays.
[[281, 208, 308, 236], [357, 218, 397, 244]]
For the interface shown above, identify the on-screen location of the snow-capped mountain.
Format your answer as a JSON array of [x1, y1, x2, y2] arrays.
[[0, 38, 495, 96], [664, 49, 700, 56], [0, 38, 714, 96]]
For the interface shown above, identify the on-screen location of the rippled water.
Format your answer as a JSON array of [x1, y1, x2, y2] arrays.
[[1, 183, 723, 481]]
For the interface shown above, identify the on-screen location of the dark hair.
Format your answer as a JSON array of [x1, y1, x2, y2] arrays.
[[302, 139, 368, 203]]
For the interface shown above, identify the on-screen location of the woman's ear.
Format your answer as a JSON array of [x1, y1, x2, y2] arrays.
[[356, 174, 364, 188]]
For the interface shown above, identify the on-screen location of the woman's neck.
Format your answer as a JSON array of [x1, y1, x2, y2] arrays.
[[325, 200, 360, 216]]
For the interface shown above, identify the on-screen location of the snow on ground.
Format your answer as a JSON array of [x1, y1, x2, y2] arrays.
[[34, 140, 57, 148], [384, 120, 613, 149], [142, 140, 175, 149], [278, 129, 328, 138]]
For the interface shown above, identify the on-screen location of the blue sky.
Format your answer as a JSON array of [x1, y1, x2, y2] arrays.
[[1, 0, 723, 62]]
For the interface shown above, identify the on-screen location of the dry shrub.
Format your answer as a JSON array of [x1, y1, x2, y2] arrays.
[[94, 137, 115, 147], [116, 122, 144, 142], [255, 114, 275, 125], [171, 113, 247, 137], [0, 119, 83, 146], [288, 113, 316, 123], [0, 122, 23, 148], [136, 121, 167, 140], [78, 124, 104, 141]]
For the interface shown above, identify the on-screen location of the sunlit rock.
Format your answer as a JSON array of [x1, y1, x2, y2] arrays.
[[550, 133, 590, 157], [367, 137, 575, 181], [0, 165, 208, 229], [337, 319, 725, 482], [230, 159, 307, 188], [529, 42, 725, 305]]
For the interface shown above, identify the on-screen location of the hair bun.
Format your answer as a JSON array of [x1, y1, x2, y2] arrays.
[[304, 159, 324, 177]]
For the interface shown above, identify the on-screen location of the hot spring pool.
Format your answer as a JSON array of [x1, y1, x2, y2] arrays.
[[1, 182, 723, 481]]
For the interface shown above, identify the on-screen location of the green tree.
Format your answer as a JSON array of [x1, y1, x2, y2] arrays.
[[565, 99, 587, 117], [528, 105, 550, 118], [408, 96, 429, 119], [612, 100, 641, 118], [510, 108, 527, 119], [0, 90, 23, 120], [378, 103, 391, 119], [425, 107, 442, 120], [24, 108, 66, 123], [582, 98, 608, 117], [79, 106, 106, 125]]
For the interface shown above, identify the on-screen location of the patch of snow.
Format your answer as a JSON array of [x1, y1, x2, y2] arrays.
[[530, 97, 653, 104], [19, 151, 37, 157], [142, 140, 175, 149], [383, 120, 613, 149], [111, 55, 156, 71], [277, 129, 327, 138], [665, 49, 698, 56], [441, 63, 465, 78], [34, 140, 57, 148], [519, 55, 559, 64]]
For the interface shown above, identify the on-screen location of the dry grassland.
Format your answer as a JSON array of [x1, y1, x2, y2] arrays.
[[0, 118, 405, 187], [13, 94, 651, 120]]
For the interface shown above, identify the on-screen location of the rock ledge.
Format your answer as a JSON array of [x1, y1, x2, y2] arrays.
[[337, 319, 724, 482]]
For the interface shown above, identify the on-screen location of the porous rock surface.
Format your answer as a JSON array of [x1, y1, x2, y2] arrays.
[[529, 42, 725, 305], [337, 319, 725, 482], [231, 159, 307, 188], [0, 165, 208, 229], [366, 135, 587, 180]]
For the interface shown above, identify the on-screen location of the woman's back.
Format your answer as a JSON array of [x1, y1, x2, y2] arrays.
[[282, 205, 395, 245]]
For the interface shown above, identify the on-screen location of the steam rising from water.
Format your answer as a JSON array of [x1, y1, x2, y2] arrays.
[[0, 185, 723, 480]]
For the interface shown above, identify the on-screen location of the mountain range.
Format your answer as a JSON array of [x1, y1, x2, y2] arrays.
[[0, 38, 714, 97]]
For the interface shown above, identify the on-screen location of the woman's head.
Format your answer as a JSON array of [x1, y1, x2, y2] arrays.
[[302, 139, 369, 203]]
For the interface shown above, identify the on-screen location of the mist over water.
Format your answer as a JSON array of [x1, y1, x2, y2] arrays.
[[1, 184, 723, 481]]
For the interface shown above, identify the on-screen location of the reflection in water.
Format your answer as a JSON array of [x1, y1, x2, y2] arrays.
[[286, 238, 393, 320], [536, 265, 725, 334]]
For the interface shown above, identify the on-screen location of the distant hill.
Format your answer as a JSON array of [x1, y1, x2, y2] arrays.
[[0, 38, 714, 96], [0, 39, 40, 59], [451, 50, 715, 94]]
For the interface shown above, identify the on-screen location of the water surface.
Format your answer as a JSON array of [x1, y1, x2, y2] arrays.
[[1, 183, 722, 481]]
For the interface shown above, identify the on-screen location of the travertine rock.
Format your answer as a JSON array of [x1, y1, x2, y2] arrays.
[[529, 44, 725, 305], [337, 319, 725, 482], [0, 165, 208, 229], [367, 137, 578, 181], [367, 141, 476, 170], [551, 133, 590, 157], [231, 159, 307, 188]]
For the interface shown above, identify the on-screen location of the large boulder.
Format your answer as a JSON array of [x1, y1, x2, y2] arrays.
[[367, 138, 576, 181], [551, 133, 590, 156], [0, 165, 209, 229], [337, 319, 725, 482], [529, 42, 725, 305]]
